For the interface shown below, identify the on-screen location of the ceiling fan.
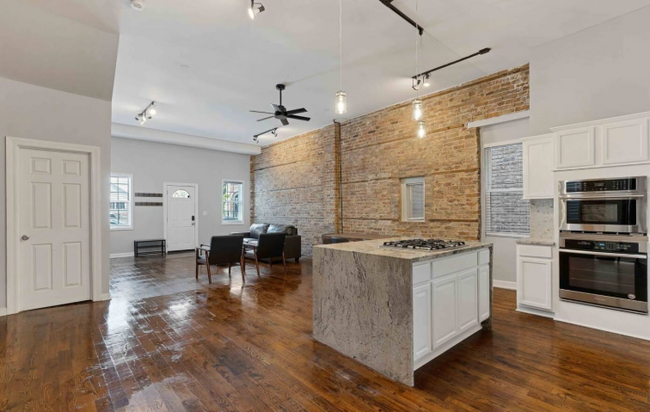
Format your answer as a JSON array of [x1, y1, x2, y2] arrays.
[[250, 84, 310, 127]]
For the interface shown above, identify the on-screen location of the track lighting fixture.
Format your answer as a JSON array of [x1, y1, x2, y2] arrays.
[[248, 0, 265, 19], [417, 121, 426, 139], [253, 127, 278, 143], [135, 101, 157, 125]]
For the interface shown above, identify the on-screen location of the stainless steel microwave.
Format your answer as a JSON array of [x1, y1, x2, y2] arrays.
[[559, 177, 647, 234]]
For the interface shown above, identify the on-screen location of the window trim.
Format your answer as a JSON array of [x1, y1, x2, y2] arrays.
[[483, 141, 530, 237], [110, 172, 134, 231], [401, 176, 426, 223], [221, 179, 245, 225]]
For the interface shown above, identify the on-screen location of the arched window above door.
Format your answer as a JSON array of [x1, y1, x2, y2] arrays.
[[172, 189, 190, 198]]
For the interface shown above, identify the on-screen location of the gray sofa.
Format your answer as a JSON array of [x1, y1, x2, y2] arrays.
[[231, 223, 302, 262]]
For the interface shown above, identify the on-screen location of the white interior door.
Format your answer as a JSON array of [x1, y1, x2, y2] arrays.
[[18, 148, 91, 311], [166, 185, 196, 251]]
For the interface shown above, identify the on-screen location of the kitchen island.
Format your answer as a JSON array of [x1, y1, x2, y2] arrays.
[[313, 238, 493, 386]]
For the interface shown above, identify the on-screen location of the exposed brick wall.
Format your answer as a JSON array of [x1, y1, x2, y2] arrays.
[[251, 65, 529, 255]]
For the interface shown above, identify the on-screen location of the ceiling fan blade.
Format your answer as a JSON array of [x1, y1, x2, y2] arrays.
[[285, 108, 307, 115], [250, 110, 274, 115], [286, 115, 311, 121], [257, 116, 275, 122], [280, 118, 289, 126]]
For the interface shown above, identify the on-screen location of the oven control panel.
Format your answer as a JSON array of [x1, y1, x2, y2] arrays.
[[564, 239, 640, 253], [566, 178, 637, 193]]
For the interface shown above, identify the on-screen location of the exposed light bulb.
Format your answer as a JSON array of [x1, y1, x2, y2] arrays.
[[335, 91, 347, 115], [248, 6, 255, 19], [412, 99, 423, 121], [417, 121, 426, 139], [423, 74, 431, 88]]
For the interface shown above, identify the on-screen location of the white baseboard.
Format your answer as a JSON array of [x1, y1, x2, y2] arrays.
[[97, 293, 111, 301], [493, 280, 517, 290], [0, 307, 7, 317], [110, 252, 134, 259], [517, 306, 555, 319]]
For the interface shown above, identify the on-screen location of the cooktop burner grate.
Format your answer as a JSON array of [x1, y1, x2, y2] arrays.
[[383, 238, 466, 251]]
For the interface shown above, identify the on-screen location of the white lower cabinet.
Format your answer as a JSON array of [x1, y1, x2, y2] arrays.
[[478, 265, 490, 322], [516, 244, 553, 312], [412, 283, 432, 360], [413, 250, 491, 364], [457, 269, 479, 333], [432, 274, 458, 348]]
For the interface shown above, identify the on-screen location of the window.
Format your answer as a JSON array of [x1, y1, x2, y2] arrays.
[[172, 189, 190, 198], [401, 177, 425, 222], [485, 143, 529, 236], [110, 174, 133, 230], [222, 181, 243, 224]]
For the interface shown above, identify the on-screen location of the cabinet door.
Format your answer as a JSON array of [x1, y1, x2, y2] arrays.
[[432, 274, 458, 348], [523, 135, 554, 199], [457, 269, 479, 333], [517, 257, 552, 311], [555, 127, 595, 169], [601, 118, 649, 165], [413, 283, 432, 361], [478, 265, 490, 322]]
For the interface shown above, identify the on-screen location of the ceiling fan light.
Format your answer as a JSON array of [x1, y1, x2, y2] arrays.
[[417, 121, 426, 139], [335, 91, 347, 115], [412, 99, 423, 121]]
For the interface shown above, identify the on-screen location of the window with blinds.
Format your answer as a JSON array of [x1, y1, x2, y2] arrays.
[[401, 177, 425, 222], [485, 143, 530, 236]]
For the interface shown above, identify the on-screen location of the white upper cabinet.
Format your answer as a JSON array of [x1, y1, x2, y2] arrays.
[[601, 117, 649, 165], [550, 111, 650, 170], [522, 134, 554, 199], [554, 127, 596, 169]]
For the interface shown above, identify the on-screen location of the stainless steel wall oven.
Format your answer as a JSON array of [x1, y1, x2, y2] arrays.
[[559, 233, 648, 313]]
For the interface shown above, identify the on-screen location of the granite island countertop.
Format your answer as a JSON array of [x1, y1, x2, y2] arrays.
[[314, 237, 493, 263]]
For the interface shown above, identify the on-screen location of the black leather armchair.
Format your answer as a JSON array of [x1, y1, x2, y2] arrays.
[[196, 235, 244, 283], [243, 232, 287, 276]]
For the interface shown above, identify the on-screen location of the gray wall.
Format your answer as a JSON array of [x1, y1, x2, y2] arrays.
[[480, 117, 530, 284], [110, 137, 251, 255], [530, 6, 650, 134], [0, 77, 113, 309]]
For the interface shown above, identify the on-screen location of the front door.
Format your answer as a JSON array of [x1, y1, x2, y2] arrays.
[[18, 148, 91, 311], [166, 185, 196, 251]]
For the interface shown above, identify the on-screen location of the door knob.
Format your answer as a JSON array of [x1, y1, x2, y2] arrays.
[[21, 235, 29, 241]]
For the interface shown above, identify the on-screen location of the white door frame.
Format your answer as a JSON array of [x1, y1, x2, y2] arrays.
[[6, 136, 104, 315], [163, 182, 199, 252]]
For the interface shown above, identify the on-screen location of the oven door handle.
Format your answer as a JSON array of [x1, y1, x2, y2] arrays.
[[559, 194, 646, 199], [559, 249, 647, 259]]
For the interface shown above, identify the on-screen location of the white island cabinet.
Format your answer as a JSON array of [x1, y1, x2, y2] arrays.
[[413, 249, 491, 369], [313, 239, 492, 387]]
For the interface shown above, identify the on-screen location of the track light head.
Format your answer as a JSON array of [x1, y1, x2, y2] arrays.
[[422, 74, 431, 88], [248, 1, 265, 19], [411, 77, 421, 91]]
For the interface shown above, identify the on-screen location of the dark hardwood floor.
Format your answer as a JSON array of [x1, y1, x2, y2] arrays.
[[1, 255, 650, 411]]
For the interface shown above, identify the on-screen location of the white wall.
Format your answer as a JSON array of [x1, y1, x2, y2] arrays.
[[110, 137, 251, 255], [530, 6, 650, 134], [0, 77, 112, 310], [480, 117, 530, 284]]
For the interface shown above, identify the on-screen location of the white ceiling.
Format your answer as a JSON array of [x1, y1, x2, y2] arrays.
[[4, 0, 650, 145]]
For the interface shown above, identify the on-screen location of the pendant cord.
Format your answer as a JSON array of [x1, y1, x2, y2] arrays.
[[339, 0, 343, 90]]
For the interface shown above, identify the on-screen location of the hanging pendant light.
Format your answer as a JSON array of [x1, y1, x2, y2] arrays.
[[417, 121, 426, 139], [412, 0, 425, 135], [412, 99, 423, 121], [334, 0, 347, 115]]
